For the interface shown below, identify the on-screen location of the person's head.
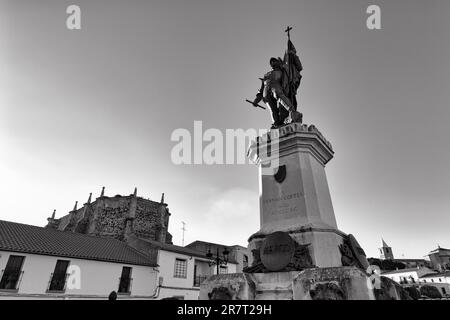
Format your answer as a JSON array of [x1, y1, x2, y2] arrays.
[[108, 291, 117, 300], [269, 57, 281, 69]]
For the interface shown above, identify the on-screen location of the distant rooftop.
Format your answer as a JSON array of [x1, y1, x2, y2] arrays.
[[420, 271, 450, 278], [381, 267, 433, 275], [140, 238, 210, 259], [184, 240, 245, 264], [186, 240, 246, 249], [429, 247, 450, 254], [393, 258, 429, 262]]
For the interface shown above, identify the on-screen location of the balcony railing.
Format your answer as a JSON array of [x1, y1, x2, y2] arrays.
[[193, 275, 209, 287], [46, 273, 70, 292], [118, 277, 133, 294], [0, 270, 24, 291]]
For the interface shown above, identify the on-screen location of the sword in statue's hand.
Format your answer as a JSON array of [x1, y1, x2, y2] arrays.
[[245, 99, 266, 110]]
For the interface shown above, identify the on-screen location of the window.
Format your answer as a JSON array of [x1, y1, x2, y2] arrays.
[[193, 274, 208, 287], [243, 255, 248, 269], [174, 259, 187, 278], [219, 266, 228, 274], [118, 267, 132, 294], [48, 260, 70, 292], [0, 255, 25, 290]]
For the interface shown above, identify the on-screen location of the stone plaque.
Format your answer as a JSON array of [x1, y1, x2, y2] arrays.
[[260, 232, 295, 271]]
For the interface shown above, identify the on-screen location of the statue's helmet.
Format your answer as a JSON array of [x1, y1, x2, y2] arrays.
[[269, 57, 278, 65]]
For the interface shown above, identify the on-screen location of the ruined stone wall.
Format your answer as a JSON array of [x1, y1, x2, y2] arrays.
[[134, 199, 160, 240], [93, 196, 130, 239], [46, 195, 172, 243]]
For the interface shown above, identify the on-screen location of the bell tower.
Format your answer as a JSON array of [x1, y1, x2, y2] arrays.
[[380, 238, 394, 260]]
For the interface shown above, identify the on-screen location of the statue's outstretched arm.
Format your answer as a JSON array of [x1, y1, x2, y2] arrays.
[[253, 78, 265, 105]]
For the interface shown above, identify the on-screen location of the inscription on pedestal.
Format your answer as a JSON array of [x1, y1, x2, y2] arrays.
[[260, 153, 309, 227], [262, 192, 302, 217]]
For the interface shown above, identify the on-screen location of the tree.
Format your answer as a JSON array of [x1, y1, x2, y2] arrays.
[[382, 260, 406, 271], [367, 258, 406, 271], [420, 285, 442, 299], [405, 287, 421, 300]]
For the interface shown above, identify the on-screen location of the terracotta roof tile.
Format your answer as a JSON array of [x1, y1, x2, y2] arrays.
[[0, 220, 156, 267]]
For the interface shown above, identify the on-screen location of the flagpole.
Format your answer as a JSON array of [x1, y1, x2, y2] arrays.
[[285, 26, 295, 110]]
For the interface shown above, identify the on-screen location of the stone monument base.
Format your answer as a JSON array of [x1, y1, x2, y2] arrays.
[[199, 266, 376, 300], [248, 225, 347, 269]]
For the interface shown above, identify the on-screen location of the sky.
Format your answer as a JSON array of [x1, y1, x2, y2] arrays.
[[0, 0, 449, 259]]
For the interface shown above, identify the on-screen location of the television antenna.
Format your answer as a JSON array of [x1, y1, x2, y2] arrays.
[[181, 221, 187, 246]]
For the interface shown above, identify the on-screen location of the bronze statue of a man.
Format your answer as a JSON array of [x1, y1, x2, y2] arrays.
[[253, 57, 302, 128], [250, 28, 303, 128]]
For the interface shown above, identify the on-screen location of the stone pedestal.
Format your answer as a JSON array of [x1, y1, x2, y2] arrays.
[[247, 123, 345, 268], [200, 267, 375, 300], [292, 267, 375, 300], [199, 274, 255, 300], [199, 123, 377, 300]]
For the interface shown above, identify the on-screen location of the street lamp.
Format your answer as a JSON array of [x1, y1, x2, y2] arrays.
[[206, 246, 230, 275]]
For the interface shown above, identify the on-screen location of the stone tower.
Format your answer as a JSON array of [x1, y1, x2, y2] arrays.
[[380, 238, 394, 260], [46, 187, 172, 244]]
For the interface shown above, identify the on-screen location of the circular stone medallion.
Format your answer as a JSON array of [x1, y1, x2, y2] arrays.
[[260, 231, 295, 271]]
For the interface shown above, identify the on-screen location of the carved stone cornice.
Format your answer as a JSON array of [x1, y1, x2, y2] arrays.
[[247, 123, 334, 166]]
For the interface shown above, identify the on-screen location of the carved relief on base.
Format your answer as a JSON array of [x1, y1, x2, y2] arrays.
[[208, 287, 232, 300], [244, 232, 315, 273], [309, 282, 345, 300], [339, 234, 370, 271]]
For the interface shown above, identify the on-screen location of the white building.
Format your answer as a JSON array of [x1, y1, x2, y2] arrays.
[[428, 247, 450, 272], [381, 267, 435, 285], [0, 219, 243, 300], [0, 220, 159, 299], [382, 266, 450, 297], [146, 239, 239, 300], [418, 271, 450, 296]]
